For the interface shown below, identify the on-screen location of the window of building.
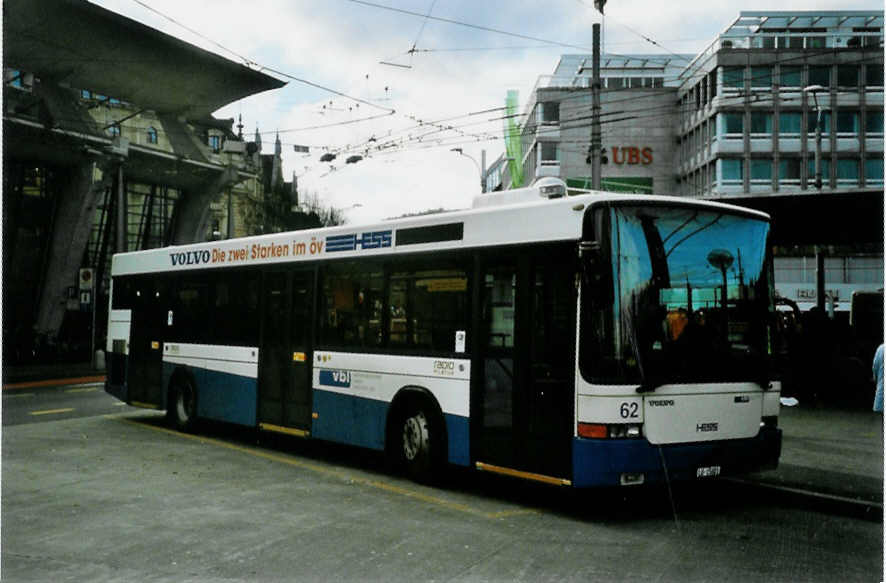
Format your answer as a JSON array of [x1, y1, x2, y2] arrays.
[[779, 112, 802, 135], [146, 127, 158, 144], [806, 36, 826, 49], [708, 70, 717, 100], [652, 77, 664, 88], [721, 112, 744, 136], [750, 112, 772, 134], [836, 159, 859, 184], [750, 66, 772, 88], [607, 77, 625, 89], [808, 66, 830, 87], [208, 134, 221, 152], [779, 158, 801, 182], [778, 35, 804, 49], [723, 67, 744, 88], [808, 111, 831, 135], [865, 158, 884, 184], [540, 102, 560, 124], [750, 159, 772, 181], [721, 158, 743, 182], [540, 141, 558, 161], [630, 77, 644, 88], [866, 65, 884, 88], [780, 66, 802, 88], [837, 65, 859, 87], [836, 111, 859, 134], [753, 35, 776, 49], [107, 124, 121, 137], [866, 110, 884, 134]]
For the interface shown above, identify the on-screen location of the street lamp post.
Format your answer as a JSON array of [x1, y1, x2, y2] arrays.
[[803, 84, 827, 313], [451, 148, 485, 193], [803, 84, 826, 190]]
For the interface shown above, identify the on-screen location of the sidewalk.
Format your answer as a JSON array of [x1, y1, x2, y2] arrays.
[[3, 363, 883, 511], [743, 403, 884, 511]]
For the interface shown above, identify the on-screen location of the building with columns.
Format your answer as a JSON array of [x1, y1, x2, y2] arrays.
[[3, 0, 285, 362]]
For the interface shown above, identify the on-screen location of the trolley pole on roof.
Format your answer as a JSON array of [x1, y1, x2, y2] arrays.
[[591, 23, 602, 190]]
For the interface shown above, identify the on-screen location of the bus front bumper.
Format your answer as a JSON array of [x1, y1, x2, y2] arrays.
[[571, 427, 782, 488]]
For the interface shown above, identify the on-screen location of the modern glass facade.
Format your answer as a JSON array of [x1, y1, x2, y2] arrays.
[[511, 11, 883, 311]]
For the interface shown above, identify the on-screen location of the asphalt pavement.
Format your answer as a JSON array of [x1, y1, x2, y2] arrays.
[[3, 362, 883, 518]]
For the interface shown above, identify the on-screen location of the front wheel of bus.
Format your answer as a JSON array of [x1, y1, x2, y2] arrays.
[[400, 409, 435, 481], [168, 378, 197, 433]]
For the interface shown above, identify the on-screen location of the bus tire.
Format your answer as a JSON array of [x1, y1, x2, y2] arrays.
[[396, 403, 444, 482], [167, 376, 197, 433]]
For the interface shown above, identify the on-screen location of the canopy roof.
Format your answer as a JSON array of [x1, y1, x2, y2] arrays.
[[4, 0, 286, 119]]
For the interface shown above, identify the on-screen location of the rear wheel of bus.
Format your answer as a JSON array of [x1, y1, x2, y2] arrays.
[[389, 396, 444, 482], [167, 375, 197, 432]]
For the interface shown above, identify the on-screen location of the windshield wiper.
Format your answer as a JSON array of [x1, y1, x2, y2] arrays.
[[636, 381, 664, 394]]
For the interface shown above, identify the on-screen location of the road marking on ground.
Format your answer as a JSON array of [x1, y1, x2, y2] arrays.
[[111, 416, 537, 520], [30, 408, 75, 416], [65, 387, 99, 394], [3, 393, 35, 399], [3, 376, 106, 391]]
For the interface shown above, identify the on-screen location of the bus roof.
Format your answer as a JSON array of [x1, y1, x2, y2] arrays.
[[111, 185, 770, 277]]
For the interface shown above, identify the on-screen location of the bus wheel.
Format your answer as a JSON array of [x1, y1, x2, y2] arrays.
[[400, 409, 434, 480], [167, 378, 197, 432]]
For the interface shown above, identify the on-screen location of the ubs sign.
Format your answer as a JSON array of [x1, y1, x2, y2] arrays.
[[612, 146, 653, 165]]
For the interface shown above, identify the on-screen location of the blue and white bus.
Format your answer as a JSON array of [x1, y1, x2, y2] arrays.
[[105, 178, 781, 487]]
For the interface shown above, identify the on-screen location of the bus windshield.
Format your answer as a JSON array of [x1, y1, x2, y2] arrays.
[[581, 204, 773, 389]]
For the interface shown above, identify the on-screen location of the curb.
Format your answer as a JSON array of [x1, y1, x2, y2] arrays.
[[727, 477, 883, 521], [2, 375, 106, 391]]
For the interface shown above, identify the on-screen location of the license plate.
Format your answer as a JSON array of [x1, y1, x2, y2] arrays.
[[696, 465, 721, 478]]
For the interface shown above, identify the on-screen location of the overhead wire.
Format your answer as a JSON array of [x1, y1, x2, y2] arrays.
[[342, 0, 595, 52]]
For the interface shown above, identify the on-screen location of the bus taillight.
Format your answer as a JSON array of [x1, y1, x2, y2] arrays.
[[578, 422, 642, 439]]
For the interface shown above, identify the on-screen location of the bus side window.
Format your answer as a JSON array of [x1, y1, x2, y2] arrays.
[[389, 267, 468, 352], [319, 263, 383, 349], [171, 276, 211, 344], [214, 272, 260, 346], [111, 277, 135, 309]]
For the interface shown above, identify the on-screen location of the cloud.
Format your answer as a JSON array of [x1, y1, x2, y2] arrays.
[[90, 0, 883, 223]]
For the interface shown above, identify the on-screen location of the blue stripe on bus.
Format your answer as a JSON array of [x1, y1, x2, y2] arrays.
[[312, 389, 386, 450], [162, 362, 257, 427], [570, 427, 782, 487], [311, 389, 470, 466]]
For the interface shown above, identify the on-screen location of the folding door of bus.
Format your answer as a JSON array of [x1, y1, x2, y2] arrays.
[[473, 244, 576, 481]]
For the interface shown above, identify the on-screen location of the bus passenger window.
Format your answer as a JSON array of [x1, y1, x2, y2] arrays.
[[389, 268, 468, 352], [485, 269, 515, 348], [319, 264, 383, 348]]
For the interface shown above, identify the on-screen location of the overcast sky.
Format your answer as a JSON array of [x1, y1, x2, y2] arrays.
[[91, 0, 882, 224]]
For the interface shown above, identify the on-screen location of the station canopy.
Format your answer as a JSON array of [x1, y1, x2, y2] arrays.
[[4, 0, 286, 120]]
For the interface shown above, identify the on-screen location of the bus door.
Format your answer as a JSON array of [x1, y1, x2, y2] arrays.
[[473, 247, 576, 482], [127, 276, 168, 407], [258, 270, 314, 434]]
